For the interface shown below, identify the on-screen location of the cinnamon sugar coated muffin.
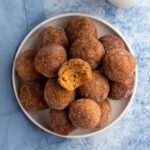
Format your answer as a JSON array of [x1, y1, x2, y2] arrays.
[[39, 26, 68, 48], [102, 48, 136, 82], [69, 99, 101, 128], [99, 35, 126, 51], [58, 58, 92, 91], [97, 99, 112, 128], [49, 109, 75, 135], [15, 50, 40, 81], [34, 44, 67, 78], [44, 78, 76, 110], [70, 36, 105, 69], [65, 16, 97, 43], [109, 73, 135, 100], [78, 71, 109, 102], [19, 81, 48, 111]]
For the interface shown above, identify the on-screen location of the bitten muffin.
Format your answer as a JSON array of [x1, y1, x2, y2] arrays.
[[102, 48, 136, 82], [58, 58, 92, 91], [78, 71, 109, 102], [49, 109, 75, 135], [39, 26, 68, 48], [70, 36, 105, 69], [99, 35, 126, 51], [44, 78, 76, 110], [15, 50, 41, 81], [97, 99, 112, 128], [19, 81, 48, 111], [69, 99, 101, 128], [109, 73, 135, 100], [65, 16, 97, 43], [34, 44, 67, 78]]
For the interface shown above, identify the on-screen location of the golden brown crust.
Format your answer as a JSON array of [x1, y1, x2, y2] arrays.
[[78, 71, 109, 102], [96, 99, 112, 128], [49, 109, 75, 135], [19, 81, 48, 111], [65, 16, 97, 43], [109, 73, 135, 100], [44, 78, 76, 110], [39, 26, 68, 48], [34, 44, 67, 78], [102, 48, 136, 82], [99, 35, 126, 51], [70, 36, 105, 69], [58, 58, 92, 91], [69, 99, 101, 128], [15, 50, 41, 81]]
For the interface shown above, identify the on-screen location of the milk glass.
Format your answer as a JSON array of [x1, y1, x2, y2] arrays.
[[108, 0, 139, 8]]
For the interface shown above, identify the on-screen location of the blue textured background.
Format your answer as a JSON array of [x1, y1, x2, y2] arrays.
[[0, 0, 150, 149]]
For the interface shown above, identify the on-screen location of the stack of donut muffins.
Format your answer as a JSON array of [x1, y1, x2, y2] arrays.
[[15, 16, 136, 135]]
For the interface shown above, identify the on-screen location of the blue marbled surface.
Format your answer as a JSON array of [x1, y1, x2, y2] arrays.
[[0, 0, 149, 150], [42, 0, 150, 149]]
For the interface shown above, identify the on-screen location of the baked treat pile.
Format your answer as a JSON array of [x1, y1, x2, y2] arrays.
[[15, 16, 136, 135]]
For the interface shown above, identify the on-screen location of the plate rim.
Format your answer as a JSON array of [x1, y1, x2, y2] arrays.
[[12, 13, 138, 138]]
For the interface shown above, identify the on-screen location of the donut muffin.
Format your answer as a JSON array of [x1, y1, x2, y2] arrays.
[[78, 71, 109, 102], [34, 44, 67, 78], [49, 109, 75, 135], [44, 78, 76, 110], [70, 36, 105, 69], [99, 35, 126, 51], [102, 48, 136, 82], [15, 50, 40, 81], [69, 99, 101, 128], [109, 73, 135, 100], [97, 99, 112, 128], [39, 26, 68, 48], [58, 58, 92, 91], [19, 81, 48, 111], [65, 16, 97, 43]]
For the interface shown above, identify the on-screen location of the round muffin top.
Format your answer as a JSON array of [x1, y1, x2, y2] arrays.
[[19, 81, 48, 111], [39, 26, 68, 48], [78, 71, 109, 102], [49, 109, 74, 135], [65, 16, 97, 43], [99, 35, 126, 51], [15, 50, 41, 81], [102, 48, 136, 82], [70, 36, 105, 69], [34, 44, 67, 78], [96, 99, 112, 128], [44, 78, 76, 110], [109, 73, 135, 100], [69, 98, 101, 128]]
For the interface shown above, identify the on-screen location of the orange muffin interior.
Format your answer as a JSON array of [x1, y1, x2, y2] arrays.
[[58, 59, 92, 91]]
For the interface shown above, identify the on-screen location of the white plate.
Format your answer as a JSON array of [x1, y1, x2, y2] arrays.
[[12, 13, 138, 138]]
